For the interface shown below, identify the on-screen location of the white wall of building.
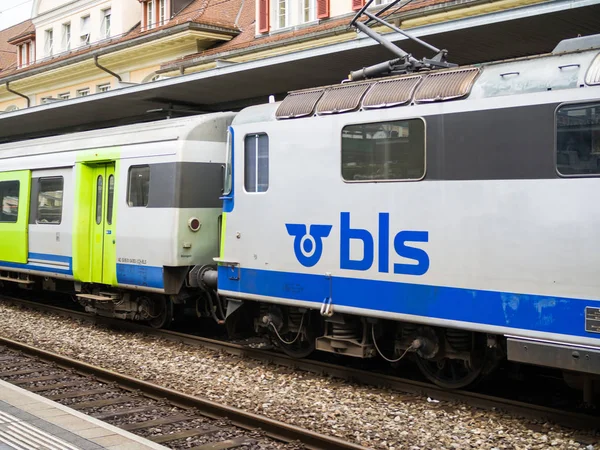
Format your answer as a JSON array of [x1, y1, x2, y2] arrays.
[[33, 0, 140, 60]]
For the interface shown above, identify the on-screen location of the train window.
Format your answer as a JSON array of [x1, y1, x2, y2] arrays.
[[128, 165, 150, 207], [556, 103, 600, 176], [244, 133, 269, 193], [96, 175, 103, 225], [223, 129, 233, 195], [0, 180, 19, 223], [107, 175, 114, 225], [37, 177, 63, 224], [341, 119, 425, 181]]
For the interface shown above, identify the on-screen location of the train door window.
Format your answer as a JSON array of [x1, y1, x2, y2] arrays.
[[96, 175, 103, 225], [37, 177, 63, 224], [244, 133, 269, 193], [342, 119, 425, 181], [127, 165, 150, 207], [556, 102, 600, 176], [107, 175, 114, 224], [0, 181, 19, 223]]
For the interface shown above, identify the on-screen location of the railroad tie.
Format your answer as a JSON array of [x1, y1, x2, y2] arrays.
[[92, 406, 158, 420], [70, 396, 134, 409], [47, 388, 113, 401], [190, 437, 259, 450], [149, 427, 221, 444], [121, 415, 195, 431]]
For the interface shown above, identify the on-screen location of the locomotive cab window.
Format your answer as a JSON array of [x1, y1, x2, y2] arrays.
[[342, 119, 425, 181], [244, 133, 269, 193], [0, 181, 19, 223], [128, 165, 150, 207], [37, 177, 63, 224], [557, 103, 600, 176]]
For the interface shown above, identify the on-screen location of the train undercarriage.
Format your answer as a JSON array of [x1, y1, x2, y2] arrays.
[[2, 269, 599, 398]]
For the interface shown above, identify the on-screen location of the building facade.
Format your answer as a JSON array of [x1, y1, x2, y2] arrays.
[[0, 0, 241, 111], [0, 0, 595, 114]]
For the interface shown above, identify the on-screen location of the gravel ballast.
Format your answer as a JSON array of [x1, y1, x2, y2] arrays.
[[0, 302, 596, 450]]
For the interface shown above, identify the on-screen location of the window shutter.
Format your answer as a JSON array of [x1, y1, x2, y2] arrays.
[[317, 0, 330, 19], [258, 0, 270, 33], [352, 0, 365, 11]]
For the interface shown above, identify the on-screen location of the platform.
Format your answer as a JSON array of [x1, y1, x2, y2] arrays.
[[0, 378, 169, 450]]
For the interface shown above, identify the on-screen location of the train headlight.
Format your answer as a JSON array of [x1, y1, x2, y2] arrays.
[[188, 217, 201, 232]]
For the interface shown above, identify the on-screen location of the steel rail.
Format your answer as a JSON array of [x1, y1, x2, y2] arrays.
[[2, 296, 599, 430], [0, 335, 369, 450]]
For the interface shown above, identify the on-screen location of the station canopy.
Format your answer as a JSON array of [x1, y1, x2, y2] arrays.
[[1, 0, 599, 143]]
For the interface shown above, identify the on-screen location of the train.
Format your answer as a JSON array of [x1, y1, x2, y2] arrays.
[[1, 31, 599, 394]]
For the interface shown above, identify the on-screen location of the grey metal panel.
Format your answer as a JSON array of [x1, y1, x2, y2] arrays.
[[29, 177, 39, 225], [147, 162, 223, 208], [507, 338, 600, 374], [427, 103, 557, 180], [553, 34, 600, 54]]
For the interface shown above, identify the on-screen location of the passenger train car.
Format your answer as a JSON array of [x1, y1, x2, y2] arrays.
[[0, 113, 234, 328], [1, 33, 600, 392], [216, 36, 600, 390]]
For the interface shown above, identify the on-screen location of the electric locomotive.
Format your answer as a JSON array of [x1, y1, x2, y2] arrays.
[[210, 33, 600, 393]]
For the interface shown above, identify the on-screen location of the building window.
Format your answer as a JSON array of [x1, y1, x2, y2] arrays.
[[244, 134, 269, 193], [0, 181, 19, 223], [44, 29, 53, 56], [80, 15, 90, 45], [146, 1, 154, 28], [40, 97, 53, 104], [18, 43, 28, 67], [303, 0, 315, 23], [276, 0, 288, 28], [29, 42, 35, 64], [58, 92, 70, 100], [5, 105, 19, 112], [97, 83, 111, 93], [556, 102, 600, 176], [37, 177, 63, 224], [62, 22, 71, 50], [159, 0, 167, 25], [128, 166, 150, 207], [76, 88, 90, 97], [342, 119, 425, 181], [101, 9, 111, 38]]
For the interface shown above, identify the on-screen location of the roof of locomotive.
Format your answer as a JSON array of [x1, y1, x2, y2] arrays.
[[0, 112, 235, 159], [233, 36, 600, 126]]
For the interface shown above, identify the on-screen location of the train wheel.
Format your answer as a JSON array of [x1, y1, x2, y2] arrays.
[[279, 333, 315, 359], [415, 354, 485, 389], [147, 295, 173, 329], [276, 310, 316, 359]]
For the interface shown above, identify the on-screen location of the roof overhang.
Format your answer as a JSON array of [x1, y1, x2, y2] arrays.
[[0, 0, 599, 143]]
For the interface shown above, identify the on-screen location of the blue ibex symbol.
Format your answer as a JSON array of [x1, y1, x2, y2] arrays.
[[286, 224, 332, 267]]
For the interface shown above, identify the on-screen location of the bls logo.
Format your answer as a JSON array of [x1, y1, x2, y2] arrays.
[[285, 224, 333, 267], [286, 212, 429, 275]]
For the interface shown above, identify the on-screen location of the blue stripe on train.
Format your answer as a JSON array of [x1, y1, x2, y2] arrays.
[[218, 266, 600, 340], [116, 264, 164, 289], [0, 253, 73, 275]]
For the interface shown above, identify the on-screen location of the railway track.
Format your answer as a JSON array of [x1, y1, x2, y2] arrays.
[[0, 337, 368, 450], [1, 295, 599, 433]]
